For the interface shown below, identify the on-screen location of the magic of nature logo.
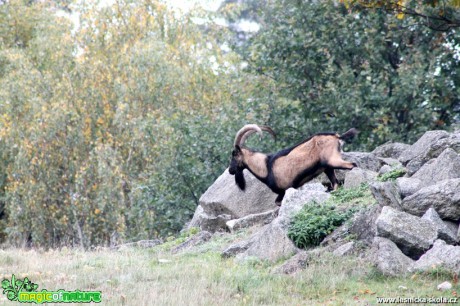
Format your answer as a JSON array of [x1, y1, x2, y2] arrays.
[[2, 274, 101, 303]]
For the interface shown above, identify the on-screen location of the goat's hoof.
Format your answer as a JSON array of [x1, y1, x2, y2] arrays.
[[275, 201, 282, 207]]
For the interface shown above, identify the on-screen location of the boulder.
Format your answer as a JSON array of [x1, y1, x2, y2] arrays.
[[376, 206, 437, 259], [223, 183, 331, 262], [342, 152, 383, 172], [235, 219, 299, 262], [343, 168, 378, 189], [332, 241, 356, 257], [421, 208, 458, 245], [401, 131, 460, 175], [369, 181, 402, 210], [321, 204, 382, 247], [221, 238, 253, 258], [411, 148, 460, 188], [413, 240, 460, 274], [226, 209, 278, 232], [348, 204, 382, 245], [396, 177, 422, 199], [171, 231, 212, 254], [371, 237, 414, 277], [378, 165, 392, 175], [274, 251, 312, 274], [372, 142, 411, 159], [401, 179, 460, 220], [189, 169, 278, 232], [399, 130, 450, 167]]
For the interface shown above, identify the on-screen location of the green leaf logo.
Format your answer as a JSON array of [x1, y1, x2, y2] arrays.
[[1, 274, 39, 301]]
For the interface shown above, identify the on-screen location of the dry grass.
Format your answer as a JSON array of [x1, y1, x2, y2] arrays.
[[0, 232, 458, 306]]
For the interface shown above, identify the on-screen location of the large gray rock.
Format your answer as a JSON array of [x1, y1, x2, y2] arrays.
[[348, 204, 383, 245], [421, 208, 458, 245], [274, 251, 312, 274], [376, 206, 437, 259], [401, 179, 460, 220], [342, 152, 383, 172], [343, 168, 378, 189], [400, 131, 460, 175], [413, 240, 460, 274], [369, 181, 402, 210], [396, 177, 421, 199], [189, 169, 278, 232], [321, 204, 382, 247], [372, 142, 411, 159], [223, 183, 331, 262], [399, 130, 450, 166], [171, 231, 212, 254], [411, 148, 460, 188], [372, 237, 414, 277], [332, 241, 356, 257], [226, 209, 278, 232]]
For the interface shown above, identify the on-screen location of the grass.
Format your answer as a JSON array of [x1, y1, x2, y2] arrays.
[[0, 232, 458, 306]]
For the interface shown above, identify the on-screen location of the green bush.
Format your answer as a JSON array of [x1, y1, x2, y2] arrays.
[[378, 168, 407, 182], [287, 203, 357, 249]]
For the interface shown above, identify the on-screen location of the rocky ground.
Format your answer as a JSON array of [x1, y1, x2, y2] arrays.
[[185, 129, 460, 278]]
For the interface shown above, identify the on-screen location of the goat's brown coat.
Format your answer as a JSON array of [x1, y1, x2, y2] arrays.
[[229, 125, 358, 205]]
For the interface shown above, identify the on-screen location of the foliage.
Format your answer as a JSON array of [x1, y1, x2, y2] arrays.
[[288, 203, 357, 248], [288, 184, 374, 249], [378, 168, 407, 181], [330, 183, 373, 204], [0, 0, 277, 247], [341, 0, 460, 31], [239, 0, 460, 150]]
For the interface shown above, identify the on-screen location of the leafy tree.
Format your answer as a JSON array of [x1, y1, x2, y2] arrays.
[[239, 0, 460, 149], [342, 0, 460, 31], [0, 0, 277, 247]]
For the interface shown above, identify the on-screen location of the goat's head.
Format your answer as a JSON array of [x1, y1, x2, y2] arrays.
[[228, 124, 275, 189]]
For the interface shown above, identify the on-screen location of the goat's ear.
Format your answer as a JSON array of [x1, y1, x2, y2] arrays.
[[234, 145, 241, 153]]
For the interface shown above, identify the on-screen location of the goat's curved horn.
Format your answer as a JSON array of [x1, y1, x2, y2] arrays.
[[234, 124, 276, 147], [259, 126, 276, 140]]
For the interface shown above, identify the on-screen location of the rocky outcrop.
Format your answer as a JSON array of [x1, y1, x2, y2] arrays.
[[188, 169, 278, 232], [372, 142, 411, 159], [187, 128, 460, 277], [343, 168, 378, 189], [371, 237, 414, 277], [376, 206, 437, 259], [222, 183, 330, 262], [226, 209, 278, 232], [398, 130, 450, 174], [421, 208, 458, 245], [171, 231, 212, 254], [369, 182, 402, 209], [413, 240, 460, 274], [411, 148, 460, 188], [401, 178, 460, 220]]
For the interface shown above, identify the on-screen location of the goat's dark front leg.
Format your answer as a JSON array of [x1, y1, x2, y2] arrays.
[[325, 168, 339, 191], [275, 190, 285, 207]]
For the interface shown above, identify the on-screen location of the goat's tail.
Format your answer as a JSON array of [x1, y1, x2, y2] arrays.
[[339, 128, 359, 143]]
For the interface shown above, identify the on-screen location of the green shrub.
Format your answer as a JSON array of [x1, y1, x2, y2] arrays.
[[378, 168, 407, 182], [287, 203, 357, 249]]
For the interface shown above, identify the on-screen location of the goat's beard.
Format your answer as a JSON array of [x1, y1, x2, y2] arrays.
[[235, 169, 246, 191]]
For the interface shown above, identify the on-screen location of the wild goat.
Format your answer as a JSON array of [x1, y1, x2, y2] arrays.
[[228, 124, 358, 206]]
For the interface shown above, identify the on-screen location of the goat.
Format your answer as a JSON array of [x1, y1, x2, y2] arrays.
[[228, 124, 358, 206]]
